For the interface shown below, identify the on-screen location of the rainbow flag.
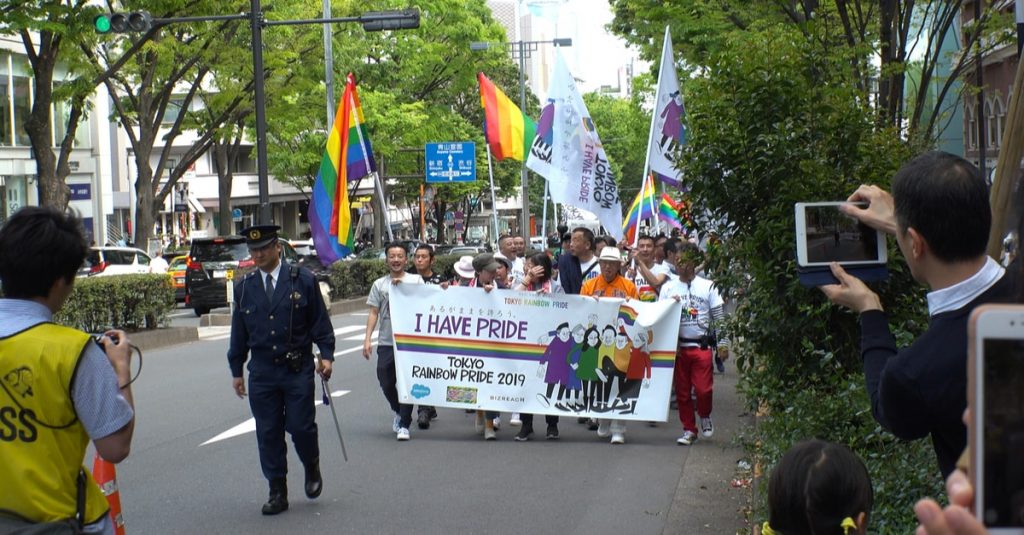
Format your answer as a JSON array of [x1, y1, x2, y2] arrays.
[[478, 72, 536, 161], [622, 175, 657, 244], [658, 193, 683, 229], [310, 73, 376, 265]]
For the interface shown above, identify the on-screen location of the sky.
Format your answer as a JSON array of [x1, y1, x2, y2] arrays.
[[524, 0, 646, 95]]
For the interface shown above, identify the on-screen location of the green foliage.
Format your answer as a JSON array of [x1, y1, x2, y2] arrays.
[[673, 26, 940, 531], [56, 275, 175, 333]]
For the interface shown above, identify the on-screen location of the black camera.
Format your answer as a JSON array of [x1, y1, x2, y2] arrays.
[[698, 333, 717, 350], [275, 350, 305, 373]]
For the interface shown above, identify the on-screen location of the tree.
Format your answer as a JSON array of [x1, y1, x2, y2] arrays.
[[608, 0, 1014, 145], [0, 0, 154, 209], [260, 0, 528, 244]]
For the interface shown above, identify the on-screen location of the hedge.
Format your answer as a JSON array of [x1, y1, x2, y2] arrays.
[[55, 274, 176, 333]]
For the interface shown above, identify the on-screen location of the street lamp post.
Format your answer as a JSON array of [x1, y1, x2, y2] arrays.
[[471, 37, 570, 240]]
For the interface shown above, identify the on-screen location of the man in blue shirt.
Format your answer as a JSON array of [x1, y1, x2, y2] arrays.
[[820, 151, 1018, 477]]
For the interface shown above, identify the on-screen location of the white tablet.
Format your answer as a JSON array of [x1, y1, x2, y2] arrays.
[[795, 202, 887, 268]]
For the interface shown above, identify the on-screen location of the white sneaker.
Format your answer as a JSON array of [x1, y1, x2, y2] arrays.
[[597, 420, 611, 438], [484, 426, 497, 441], [677, 431, 697, 445], [392, 414, 401, 433], [610, 432, 625, 444], [396, 427, 410, 441], [699, 417, 714, 438], [510, 413, 522, 426], [492, 416, 501, 430]]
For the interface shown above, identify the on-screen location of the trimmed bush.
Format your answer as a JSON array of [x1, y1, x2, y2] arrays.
[[55, 274, 175, 333]]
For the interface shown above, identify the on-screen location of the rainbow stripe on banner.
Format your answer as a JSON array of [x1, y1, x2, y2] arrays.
[[622, 175, 657, 243], [395, 333, 676, 367], [309, 73, 376, 265]]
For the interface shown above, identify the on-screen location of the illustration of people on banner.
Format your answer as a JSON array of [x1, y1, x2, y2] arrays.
[[389, 284, 681, 422]]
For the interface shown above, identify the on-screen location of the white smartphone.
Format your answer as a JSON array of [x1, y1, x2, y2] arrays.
[[794, 202, 887, 267], [969, 304, 1024, 532]]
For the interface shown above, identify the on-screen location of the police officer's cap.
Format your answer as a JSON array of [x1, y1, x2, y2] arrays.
[[242, 224, 281, 249]]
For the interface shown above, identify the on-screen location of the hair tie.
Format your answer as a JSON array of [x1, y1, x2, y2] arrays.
[[841, 516, 857, 534], [761, 521, 778, 535]]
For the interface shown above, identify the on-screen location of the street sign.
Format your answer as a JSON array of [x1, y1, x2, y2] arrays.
[[232, 208, 243, 222], [425, 142, 476, 183]]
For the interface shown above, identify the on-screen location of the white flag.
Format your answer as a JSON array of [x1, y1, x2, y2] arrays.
[[648, 27, 687, 190], [527, 52, 623, 240]]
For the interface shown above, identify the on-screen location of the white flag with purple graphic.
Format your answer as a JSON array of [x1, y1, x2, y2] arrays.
[[648, 27, 688, 191], [527, 52, 623, 240]]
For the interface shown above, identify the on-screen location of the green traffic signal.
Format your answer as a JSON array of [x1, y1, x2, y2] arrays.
[[94, 14, 112, 34], [93, 12, 152, 33]]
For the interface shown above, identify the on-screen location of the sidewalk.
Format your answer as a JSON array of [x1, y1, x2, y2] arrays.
[[664, 369, 753, 534]]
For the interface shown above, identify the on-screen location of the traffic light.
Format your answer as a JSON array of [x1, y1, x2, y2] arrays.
[[361, 9, 419, 32], [94, 11, 153, 34]]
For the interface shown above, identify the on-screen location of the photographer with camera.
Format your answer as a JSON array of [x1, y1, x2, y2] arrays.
[[228, 225, 336, 515], [658, 240, 729, 446], [0, 207, 135, 533], [819, 151, 1018, 478]]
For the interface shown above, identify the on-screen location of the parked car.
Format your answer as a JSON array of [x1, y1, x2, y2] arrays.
[[168, 255, 188, 302], [77, 247, 153, 277], [289, 239, 314, 256], [449, 245, 486, 256], [185, 236, 303, 316]]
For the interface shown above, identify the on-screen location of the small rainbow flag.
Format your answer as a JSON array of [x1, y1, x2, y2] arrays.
[[622, 175, 657, 244], [618, 305, 639, 326], [658, 193, 683, 229], [310, 73, 376, 265], [478, 72, 536, 161]]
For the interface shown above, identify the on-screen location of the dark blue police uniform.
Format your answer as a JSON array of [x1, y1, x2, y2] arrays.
[[227, 225, 335, 514]]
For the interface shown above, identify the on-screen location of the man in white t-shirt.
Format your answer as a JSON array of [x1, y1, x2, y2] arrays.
[[364, 242, 424, 441], [658, 240, 729, 446], [625, 235, 659, 302], [149, 249, 169, 273]]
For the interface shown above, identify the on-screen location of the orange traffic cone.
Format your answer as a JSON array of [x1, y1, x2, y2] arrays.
[[92, 453, 126, 535]]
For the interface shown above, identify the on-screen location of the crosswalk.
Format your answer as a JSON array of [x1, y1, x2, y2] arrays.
[[196, 324, 376, 353]]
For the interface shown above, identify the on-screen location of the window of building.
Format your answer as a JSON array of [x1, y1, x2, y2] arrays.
[[162, 97, 186, 125], [0, 53, 10, 147], [12, 56, 32, 147], [965, 100, 977, 150], [992, 95, 1005, 149]]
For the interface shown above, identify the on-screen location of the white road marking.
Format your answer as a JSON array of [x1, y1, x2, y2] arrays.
[[334, 325, 363, 336], [350, 312, 369, 316], [200, 390, 350, 446]]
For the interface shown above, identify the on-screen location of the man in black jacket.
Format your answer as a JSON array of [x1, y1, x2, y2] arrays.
[[820, 151, 1018, 478]]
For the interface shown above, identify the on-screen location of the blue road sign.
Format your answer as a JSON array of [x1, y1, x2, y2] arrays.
[[425, 142, 476, 183]]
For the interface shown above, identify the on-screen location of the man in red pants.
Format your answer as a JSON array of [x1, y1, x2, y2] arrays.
[[658, 241, 730, 445]]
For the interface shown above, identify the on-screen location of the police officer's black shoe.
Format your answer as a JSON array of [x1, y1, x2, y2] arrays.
[[304, 460, 322, 499], [262, 478, 288, 515]]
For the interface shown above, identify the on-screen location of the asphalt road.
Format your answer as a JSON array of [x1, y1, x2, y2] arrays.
[[113, 310, 710, 534]]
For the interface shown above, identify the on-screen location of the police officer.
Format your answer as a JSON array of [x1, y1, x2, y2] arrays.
[[227, 225, 336, 515]]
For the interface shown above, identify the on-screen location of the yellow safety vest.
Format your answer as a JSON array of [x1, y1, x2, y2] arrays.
[[0, 323, 110, 524]]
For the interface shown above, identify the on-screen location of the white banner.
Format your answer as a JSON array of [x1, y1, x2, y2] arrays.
[[526, 52, 624, 240], [391, 285, 682, 421], [648, 27, 688, 190]]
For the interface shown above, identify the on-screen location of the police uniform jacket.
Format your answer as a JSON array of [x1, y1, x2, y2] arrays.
[[228, 262, 335, 378]]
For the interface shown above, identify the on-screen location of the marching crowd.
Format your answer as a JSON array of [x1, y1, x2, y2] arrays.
[[362, 225, 731, 448]]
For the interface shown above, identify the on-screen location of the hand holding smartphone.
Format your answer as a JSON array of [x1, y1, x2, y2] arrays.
[[969, 304, 1024, 532]]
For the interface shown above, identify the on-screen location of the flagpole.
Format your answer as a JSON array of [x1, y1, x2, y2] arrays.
[[485, 144, 500, 244], [639, 27, 671, 244], [541, 181, 549, 247], [373, 171, 394, 242], [632, 175, 648, 250]]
